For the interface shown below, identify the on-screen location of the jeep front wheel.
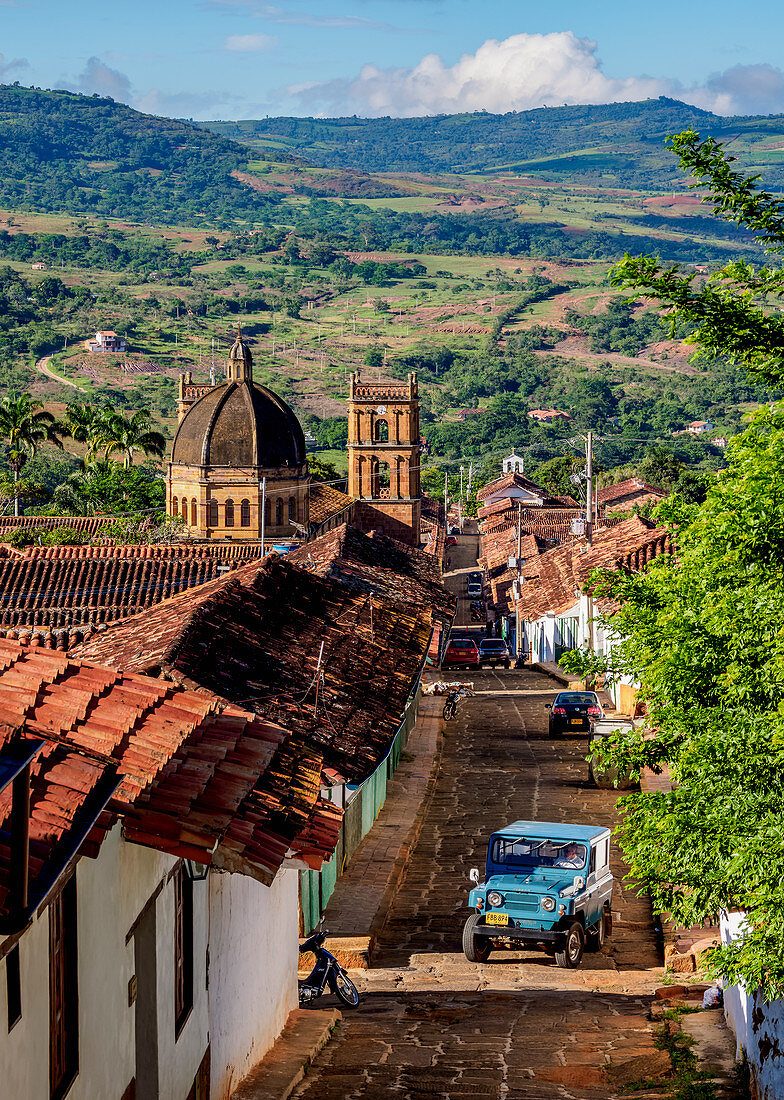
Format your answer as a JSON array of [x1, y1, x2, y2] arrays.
[[554, 921, 585, 968], [462, 912, 491, 962]]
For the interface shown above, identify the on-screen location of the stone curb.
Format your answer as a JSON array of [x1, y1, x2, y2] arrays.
[[230, 1007, 341, 1100]]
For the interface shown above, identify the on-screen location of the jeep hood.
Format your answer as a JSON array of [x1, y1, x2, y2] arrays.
[[484, 872, 576, 896]]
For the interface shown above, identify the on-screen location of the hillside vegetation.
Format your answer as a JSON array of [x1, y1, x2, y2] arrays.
[[204, 97, 784, 188]]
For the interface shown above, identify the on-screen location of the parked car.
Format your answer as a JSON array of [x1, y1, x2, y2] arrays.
[[468, 571, 483, 585], [478, 638, 510, 668], [449, 526, 461, 536], [463, 820, 613, 968], [546, 691, 603, 737], [466, 581, 483, 599], [446, 535, 458, 547], [442, 637, 480, 669]]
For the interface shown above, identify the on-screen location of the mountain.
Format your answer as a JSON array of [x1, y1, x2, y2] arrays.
[[0, 84, 281, 226], [202, 98, 784, 188]]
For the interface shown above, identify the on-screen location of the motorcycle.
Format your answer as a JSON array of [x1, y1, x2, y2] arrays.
[[298, 927, 361, 1009]]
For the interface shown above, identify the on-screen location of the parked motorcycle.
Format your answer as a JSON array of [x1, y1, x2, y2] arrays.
[[298, 927, 361, 1009]]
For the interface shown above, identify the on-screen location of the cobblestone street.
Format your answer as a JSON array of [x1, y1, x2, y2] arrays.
[[292, 662, 666, 1099]]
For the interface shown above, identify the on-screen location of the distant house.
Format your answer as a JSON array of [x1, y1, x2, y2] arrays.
[[454, 408, 485, 421], [687, 420, 713, 434], [477, 471, 579, 510], [86, 330, 127, 353], [528, 409, 571, 423], [30, 262, 47, 271], [712, 436, 729, 449]]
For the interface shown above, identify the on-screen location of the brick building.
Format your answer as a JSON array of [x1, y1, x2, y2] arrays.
[[166, 330, 311, 540], [347, 371, 421, 546]]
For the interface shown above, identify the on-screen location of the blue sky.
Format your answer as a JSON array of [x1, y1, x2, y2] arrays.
[[2, 0, 784, 119]]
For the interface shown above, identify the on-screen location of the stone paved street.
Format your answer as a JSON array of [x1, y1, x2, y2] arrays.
[[292, 664, 667, 1099]]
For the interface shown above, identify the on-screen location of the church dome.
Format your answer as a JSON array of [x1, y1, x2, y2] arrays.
[[171, 381, 307, 468]]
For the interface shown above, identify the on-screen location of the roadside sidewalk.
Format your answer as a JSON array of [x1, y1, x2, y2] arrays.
[[320, 687, 443, 947]]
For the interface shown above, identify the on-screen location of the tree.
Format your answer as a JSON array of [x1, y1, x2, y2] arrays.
[[64, 402, 109, 465], [100, 409, 166, 468], [592, 130, 784, 999], [637, 446, 682, 493], [532, 455, 581, 498], [0, 393, 61, 515]]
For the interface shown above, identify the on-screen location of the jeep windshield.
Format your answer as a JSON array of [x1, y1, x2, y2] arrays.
[[490, 836, 587, 871]]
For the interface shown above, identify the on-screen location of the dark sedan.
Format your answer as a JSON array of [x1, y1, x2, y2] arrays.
[[478, 638, 511, 668], [546, 691, 603, 737]]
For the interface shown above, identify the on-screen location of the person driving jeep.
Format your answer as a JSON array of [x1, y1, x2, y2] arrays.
[[554, 842, 584, 869]]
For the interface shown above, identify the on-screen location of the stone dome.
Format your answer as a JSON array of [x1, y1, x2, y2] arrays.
[[171, 381, 307, 468]]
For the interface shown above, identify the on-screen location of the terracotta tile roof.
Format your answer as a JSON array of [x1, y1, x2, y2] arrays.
[[0, 515, 120, 536], [476, 472, 577, 508], [0, 543, 266, 640], [287, 524, 455, 621], [73, 555, 434, 785], [514, 515, 671, 621], [308, 482, 354, 526], [597, 478, 666, 507], [0, 643, 343, 915]]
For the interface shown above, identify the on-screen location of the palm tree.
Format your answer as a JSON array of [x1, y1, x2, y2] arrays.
[[64, 403, 110, 466], [101, 409, 166, 469], [0, 394, 62, 515]]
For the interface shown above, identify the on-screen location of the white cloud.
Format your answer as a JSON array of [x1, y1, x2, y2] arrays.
[[0, 51, 29, 79], [224, 32, 276, 51], [65, 57, 134, 103], [288, 31, 784, 118]]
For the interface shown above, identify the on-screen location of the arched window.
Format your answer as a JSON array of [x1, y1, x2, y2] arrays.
[[264, 498, 271, 526], [225, 499, 235, 527], [240, 499, 250, 527], [191, 499, 197, 526], [288, 496, 295, 521], [207, 499, 218, 527], [172, 497, 178, 517], [375, 419, 389, 442], [275, 499, 283, 526]]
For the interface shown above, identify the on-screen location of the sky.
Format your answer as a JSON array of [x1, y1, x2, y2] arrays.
[[2, 0, 784, 121]]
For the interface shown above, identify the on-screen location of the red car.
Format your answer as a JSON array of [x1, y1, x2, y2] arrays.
[[442, 637, 480, 669], [446, 535, 458, 547]]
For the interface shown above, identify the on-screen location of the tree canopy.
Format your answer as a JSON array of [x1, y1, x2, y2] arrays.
[[591, 130, 784, 998]]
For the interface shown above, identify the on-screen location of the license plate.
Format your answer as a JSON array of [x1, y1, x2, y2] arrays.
[[485, 912, 509, 926], [571, 718, 583, 725]]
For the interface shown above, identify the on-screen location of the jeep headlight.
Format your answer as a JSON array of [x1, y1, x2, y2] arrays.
[[541, 896, 556, 912], [487, 891, 503, 907]]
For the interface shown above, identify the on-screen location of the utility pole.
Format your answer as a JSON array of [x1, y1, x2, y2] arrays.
[[444, 471, 449, 523], [260, 476, 266, 555], [585, 430, 594, 547]]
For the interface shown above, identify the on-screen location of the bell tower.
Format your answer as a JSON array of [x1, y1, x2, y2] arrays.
[[348, 371, 420, 545]]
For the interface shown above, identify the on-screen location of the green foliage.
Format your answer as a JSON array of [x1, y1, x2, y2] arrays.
[[0, 85, 277, 226], [0, 230, 192, 277], [532, 455, 582, 498], [595, 132, 784, 999], [49, 461, 165, 516]]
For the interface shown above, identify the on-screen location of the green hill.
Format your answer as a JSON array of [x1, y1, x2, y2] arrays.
[[0, 84, 282, 226], [203, 98, 784, 188]]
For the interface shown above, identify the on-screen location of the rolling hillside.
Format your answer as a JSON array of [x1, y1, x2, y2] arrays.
[[203, 98, 784, 188]]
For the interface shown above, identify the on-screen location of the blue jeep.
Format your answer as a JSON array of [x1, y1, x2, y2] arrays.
[[463, 820, 613, 968]]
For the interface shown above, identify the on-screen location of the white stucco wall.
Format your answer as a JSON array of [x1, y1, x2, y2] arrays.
[[721, 911, 784, 1099], [208, 866, 299, 1100], [0, 824, 211, 1100]]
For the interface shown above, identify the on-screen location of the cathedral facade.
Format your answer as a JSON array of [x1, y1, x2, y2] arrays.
[[166, 331, 310, 540]]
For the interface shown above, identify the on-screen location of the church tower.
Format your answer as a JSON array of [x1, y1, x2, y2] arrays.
[[348, 371, 420, 546]]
